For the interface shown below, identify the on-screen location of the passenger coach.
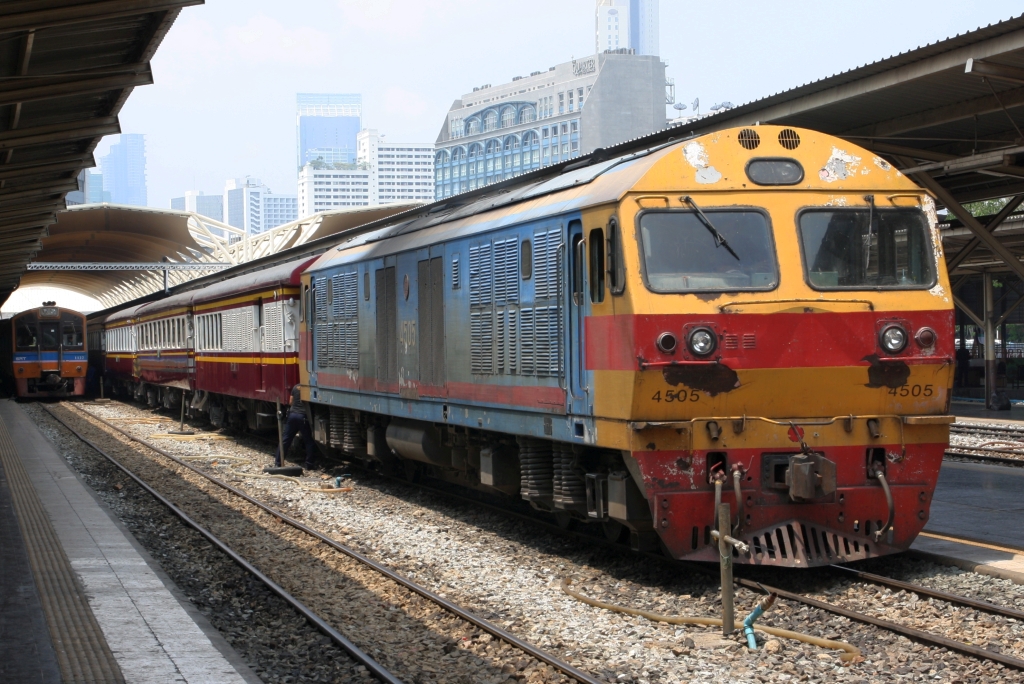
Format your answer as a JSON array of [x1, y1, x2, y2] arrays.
[[298, 126, 955, 567]]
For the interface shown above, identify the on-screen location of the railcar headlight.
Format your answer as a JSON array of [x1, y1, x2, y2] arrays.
[[656, 332, 677, 354], [879, 324, 908, 354], [688, 327, 716, 356]]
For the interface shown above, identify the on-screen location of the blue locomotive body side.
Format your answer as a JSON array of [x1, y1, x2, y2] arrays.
[[305, 209, 597, 446]]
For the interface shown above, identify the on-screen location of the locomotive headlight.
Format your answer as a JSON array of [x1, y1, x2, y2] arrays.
[[879, 324, 908, 354], [688, 327, 716, 356]]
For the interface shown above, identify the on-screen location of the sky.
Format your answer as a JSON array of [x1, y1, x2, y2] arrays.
[[88, 0, 1023, 213]]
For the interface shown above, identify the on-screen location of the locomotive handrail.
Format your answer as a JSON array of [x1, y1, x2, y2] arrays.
[[717, 298, 875, 312], [637, 359, 719, 369]]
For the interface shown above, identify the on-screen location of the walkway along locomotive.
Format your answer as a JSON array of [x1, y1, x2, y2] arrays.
[[1, 303, 87, 398], [298, 126, 954, 567]]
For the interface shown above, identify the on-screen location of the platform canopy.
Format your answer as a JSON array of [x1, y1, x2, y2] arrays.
[[21, 202, 421, 309], [0, 0, 203, 306], [676, 14, 1024, 280]]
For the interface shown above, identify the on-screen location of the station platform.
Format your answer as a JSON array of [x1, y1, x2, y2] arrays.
[[951, 399, 1024, 424], [0, 399, 259, 684], [911, 458, 1024, 583]]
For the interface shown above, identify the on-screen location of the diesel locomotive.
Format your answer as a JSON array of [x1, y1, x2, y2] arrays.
[[1, 303, 88, 398], [93, 125, 954, 567]]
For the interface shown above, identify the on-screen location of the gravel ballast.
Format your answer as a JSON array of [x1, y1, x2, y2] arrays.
[[38, 399, 1024, 683]]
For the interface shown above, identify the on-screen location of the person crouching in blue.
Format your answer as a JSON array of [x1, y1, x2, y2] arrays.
[[277, 384, 316, 470]]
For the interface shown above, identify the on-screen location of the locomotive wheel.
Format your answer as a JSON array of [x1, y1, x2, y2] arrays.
[[602, 520, 626, 543], [553, 511, 574, 530]]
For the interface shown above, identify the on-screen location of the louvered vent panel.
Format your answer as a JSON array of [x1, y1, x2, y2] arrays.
[[316, 325, 328, 368], [471, 311, 493, 374], [508, 309, 518, 375], [222, 307, 255, 352], [496, 309, 506, 374], [263, 301, 284, 353], [534, 229, 561, 300], [519, 308, 535, 375], [452, 254, 460, 290], [469, 243, 492, 306], [325, 271, 359, 369], [314, 277, 328, 322], [493, 237, 519, 305], [535, 306, 562, 377]]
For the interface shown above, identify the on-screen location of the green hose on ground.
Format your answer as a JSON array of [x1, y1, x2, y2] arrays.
[[560, 577, 860, 662]]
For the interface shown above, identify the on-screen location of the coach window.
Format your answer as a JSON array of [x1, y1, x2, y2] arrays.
[[521, 240, 532, 279], [589, 228, 605, 303]]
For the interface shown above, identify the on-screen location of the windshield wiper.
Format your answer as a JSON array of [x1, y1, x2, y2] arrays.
[[682, 196, 740, 261]]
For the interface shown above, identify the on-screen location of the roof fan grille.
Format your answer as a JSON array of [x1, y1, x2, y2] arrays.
[[737, 129, 760, 150], [778, 129, 801, 150]]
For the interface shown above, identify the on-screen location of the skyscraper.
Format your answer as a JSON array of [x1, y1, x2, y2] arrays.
[[224, 178, 297, 235], [169, 191, 223, 222], [296, 93, 362, 169], [596, 0, 658, 56], [99, 134, 147, 206]]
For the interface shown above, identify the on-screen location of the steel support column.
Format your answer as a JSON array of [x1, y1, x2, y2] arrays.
[[985, 272, 998, 408]]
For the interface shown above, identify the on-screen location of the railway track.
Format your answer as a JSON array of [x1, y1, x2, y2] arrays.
[[45, 402, 603, 684], [59, 398, 1024, 678], [401, 475, 1024, 672], [947, 422, 1024, 465]]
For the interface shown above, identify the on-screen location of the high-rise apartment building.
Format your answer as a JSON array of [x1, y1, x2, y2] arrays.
[[99, 134, 147, 206], [169, 191, 224, 222], [297, 129, 433, 216], [225, 178, 297, 235], [434, 50, 667, 199], [596, 0, 658, 56], [296, 93, 362, 169]]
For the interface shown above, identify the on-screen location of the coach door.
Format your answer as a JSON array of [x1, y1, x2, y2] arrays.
[[417, 251, 446, 394], [567, 220, 590, 417], [256, 299, 266, 392]]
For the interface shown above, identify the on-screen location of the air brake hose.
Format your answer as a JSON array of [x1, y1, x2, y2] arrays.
[[873, 469, 895, 543], [560, 578, 860, 662]]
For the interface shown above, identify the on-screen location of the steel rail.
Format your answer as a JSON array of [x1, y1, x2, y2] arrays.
[[357, 458, 1024, 671], [40, 405, 403, 684], [945, 449, 1024, 466], [829, 564, 1024, 622], [63, 403, 604, 684]]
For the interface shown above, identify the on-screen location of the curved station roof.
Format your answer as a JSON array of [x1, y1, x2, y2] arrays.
[[0, 0, 202, 306], [24, 202, 420, 309]]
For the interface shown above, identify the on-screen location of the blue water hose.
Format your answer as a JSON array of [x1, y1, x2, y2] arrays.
[[743, 593, 778, 649]]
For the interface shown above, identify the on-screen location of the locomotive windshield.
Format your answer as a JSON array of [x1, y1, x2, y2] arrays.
[[15, 314, 37, 350], [61, 314, 84, 348], [638, 209, 778, 292], [799, 208, 935, 289]]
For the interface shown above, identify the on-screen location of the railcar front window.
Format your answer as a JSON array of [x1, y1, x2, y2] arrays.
[[15, 318, 36, 350], [638, 210, 778, 292], [61, 316, 83, 348], [799, 209, 935, 289], [40, 323, 59, 349]]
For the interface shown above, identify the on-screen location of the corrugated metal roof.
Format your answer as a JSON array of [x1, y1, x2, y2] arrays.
[[0, 0, 202, 306]]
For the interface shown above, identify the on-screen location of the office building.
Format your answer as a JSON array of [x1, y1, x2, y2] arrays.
[[298, 129, 433, 216], [434, 51, 667, 199], [596, 0, 658, 56], [66, 169, 109, 205], [169, 191, 223, 222], [225, 178, 297, 235], [296, 93, 362, 169], [99, 134, 147, 206]]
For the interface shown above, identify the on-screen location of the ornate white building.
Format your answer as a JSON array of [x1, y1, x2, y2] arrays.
[[433, 51, 668, 200]]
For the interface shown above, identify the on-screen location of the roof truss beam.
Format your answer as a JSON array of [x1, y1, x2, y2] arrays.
[[966, 58, 1024, 86], [946, 194, 1024, 271], [25, 262, 231, 271], [0, 64, 153, 107], [0, 155, 94, 179], [0, 1, 204, 35], [0, 117, 120, 151]]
